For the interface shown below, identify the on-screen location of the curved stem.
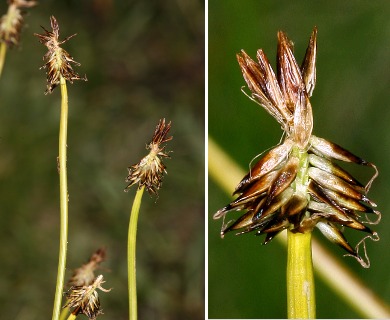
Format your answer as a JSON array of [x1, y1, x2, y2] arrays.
[[287, 230, 316, 318], [0, 42, 7, 78], [128, 186, 145, 320], [52, 76, 69, 320]]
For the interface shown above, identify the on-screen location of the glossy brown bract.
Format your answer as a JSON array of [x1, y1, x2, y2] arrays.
[[215, 27, 380, 267]]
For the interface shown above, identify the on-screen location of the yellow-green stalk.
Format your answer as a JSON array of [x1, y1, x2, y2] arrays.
[[66, 313, 77, 320], [0, 42, 6, 77], [287, 231, 315, 318], [52, 76, 69, 320], [128, 186, 145, 320]]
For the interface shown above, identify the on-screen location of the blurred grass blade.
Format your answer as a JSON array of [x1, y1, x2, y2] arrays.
[[208, 136, 390, 319]]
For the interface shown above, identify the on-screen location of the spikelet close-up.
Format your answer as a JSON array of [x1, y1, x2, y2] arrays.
[[214, 27, 381, 268]]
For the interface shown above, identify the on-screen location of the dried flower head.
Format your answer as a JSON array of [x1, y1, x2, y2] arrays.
[[125, 118, 172, 195], [68, 248, 106, 287], [65, 275, 111, 320], [34, 15, 87, 94], [214, 27, 380, 267], [0, 0, 36, 48]]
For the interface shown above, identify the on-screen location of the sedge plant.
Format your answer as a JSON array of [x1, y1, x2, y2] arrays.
[[213, 27, 381, 318], [124, 118, 172, 320], [0, 0, 36, 77], [34, 16, 87, 320]]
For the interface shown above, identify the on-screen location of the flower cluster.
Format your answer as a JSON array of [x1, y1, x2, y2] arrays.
[[0, 0, 36, 48], [68, 248, 106, 287], [214, 28, 380, 267], [65, 249, 110, 319], [125, 118, 172, 195], [34, 16, 87, 94], [65, 275, 111, 320]]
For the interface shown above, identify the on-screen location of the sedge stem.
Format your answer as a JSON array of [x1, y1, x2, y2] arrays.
[[128, 185, 145, 320], [0, 42, 7, 78], [59, 305, 70, 320], [287, 230, 316, 319], [66, 313, 77, 320], [52, 76, 69, 320]]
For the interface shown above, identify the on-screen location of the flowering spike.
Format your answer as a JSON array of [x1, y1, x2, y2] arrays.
[[65, 275, 111, 319], [68, 248, 106, 287], [0, 0, 37, 48], [215, 28, 381, 267], [125, 119, 172, 195], [34, 16, 87, 94]]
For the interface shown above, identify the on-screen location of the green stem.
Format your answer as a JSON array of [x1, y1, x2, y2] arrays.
[[52, 76, 69, 320], [66, 313, 77, 320], [0, 42, 7, 78], [287, 230, 316, 318], [128, 185, 145, 320], [59, 305, 70, 320]]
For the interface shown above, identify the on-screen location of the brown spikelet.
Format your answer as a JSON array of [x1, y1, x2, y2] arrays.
[[216, 27, 381, 267], [68, 248, 106, 287], [65, 275, 111, 320], [125, 118, 173, 195], [34, 16, 87, 94], [0, 0, 37, 48]]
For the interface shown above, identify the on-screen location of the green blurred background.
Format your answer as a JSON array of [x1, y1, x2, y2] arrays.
[[209, 1, 390, 319], [0, 1, 204, 319]]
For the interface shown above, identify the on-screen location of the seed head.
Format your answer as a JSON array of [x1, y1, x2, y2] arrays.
[[65, 275, 111, 320], [0, 0, 37, 48], [215, 28, 380, 267], [34, 16, 87, 94], [68, 248, 106, 287], [125, 118, 172, 195]]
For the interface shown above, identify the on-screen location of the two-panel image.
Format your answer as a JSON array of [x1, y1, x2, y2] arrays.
[[0, 1, 389, 319]]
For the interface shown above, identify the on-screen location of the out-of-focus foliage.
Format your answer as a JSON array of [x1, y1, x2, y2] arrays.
[[209, 1, 390, 318], [0, 1, 204, 319]]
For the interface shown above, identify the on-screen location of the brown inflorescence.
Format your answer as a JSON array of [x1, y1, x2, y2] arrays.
[[0, 0, 37, 48], [34, 15, 87, 94], [65, 275, 111, 320], [68, 248, 106, 287], [214, 28, 380, 267], [125, 118, 172, 195]]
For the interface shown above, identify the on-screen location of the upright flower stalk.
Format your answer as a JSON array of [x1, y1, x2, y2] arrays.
[[124, 119, 172, 320], [0, 0, 36, 77], [214, 28, 380, 318], [34, 16, 87, 320]]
